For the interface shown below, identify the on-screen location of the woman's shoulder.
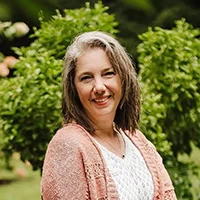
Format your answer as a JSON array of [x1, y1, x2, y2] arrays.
[[48, 123, 89, 151], [125, 129, 150, 144], [124, 129, 159, 154], [56, 122, 87, 138]]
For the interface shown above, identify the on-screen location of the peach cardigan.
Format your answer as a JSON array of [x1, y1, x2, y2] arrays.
[[41, 123, 177, 200]]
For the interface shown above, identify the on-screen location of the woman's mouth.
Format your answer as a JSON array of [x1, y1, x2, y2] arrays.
[[93, 96, 111, 104]]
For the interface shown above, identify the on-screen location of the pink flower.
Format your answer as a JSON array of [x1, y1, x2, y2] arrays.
[[0, 62, 10, 77], [4, 56, 18, 68]]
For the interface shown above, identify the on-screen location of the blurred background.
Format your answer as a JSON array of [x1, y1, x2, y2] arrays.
[[0, 0, 200, 199], [1, 0, 200, 58]]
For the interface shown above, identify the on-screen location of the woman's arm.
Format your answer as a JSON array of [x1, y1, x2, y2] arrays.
[[41, 129, 89, 200]]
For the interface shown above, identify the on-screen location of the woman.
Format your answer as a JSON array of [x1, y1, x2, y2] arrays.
[[41, 31, 177, 199]]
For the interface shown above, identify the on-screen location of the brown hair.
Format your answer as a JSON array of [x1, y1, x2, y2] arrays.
[[62, 31, 140, 133]]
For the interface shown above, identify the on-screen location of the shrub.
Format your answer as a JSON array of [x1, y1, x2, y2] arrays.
[[0, 2, 118, 170], [137, 18, 200, 199]]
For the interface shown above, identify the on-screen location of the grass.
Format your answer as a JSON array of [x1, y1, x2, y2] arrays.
[[178, 144, 200, 200], [0, 153, 41, 200], [0, 172, 41, 200]]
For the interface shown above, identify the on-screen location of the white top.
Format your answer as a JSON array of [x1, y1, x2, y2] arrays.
[[95, 131, 154, 200]]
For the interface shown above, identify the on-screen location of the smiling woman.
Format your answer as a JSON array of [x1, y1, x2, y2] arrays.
[[41, 31, 177, 200]]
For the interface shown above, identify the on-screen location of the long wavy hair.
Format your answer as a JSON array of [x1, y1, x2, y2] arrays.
[[62, 31, 140, 134]]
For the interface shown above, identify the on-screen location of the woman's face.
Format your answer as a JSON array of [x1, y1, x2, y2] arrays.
[[74, 48, 122, 122]]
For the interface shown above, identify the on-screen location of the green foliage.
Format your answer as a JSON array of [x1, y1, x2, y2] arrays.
[[0, 52, 4, 62], [0, 2, 118, 170], [138, 18, 200, 156], [138, 18, 200, 199], [122, 0, 154, 12]]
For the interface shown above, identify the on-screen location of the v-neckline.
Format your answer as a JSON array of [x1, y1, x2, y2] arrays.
[[92, 132, 127, 161]]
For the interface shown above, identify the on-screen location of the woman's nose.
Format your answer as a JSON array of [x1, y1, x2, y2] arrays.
[[93, 78, 106, 94]]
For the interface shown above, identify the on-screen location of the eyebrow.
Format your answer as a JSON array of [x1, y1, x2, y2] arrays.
[[101, 67, 114, 73], [77, 67, 114, 77]]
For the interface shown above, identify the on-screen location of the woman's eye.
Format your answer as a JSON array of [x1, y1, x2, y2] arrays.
[[80, 76, 92, 82], [104, 71, 115, 77]]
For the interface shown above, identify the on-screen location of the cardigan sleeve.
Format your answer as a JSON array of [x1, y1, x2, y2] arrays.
[[41, 128, 89, 200]]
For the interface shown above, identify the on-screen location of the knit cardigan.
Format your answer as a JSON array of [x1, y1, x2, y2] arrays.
[[41, 123, 177, 200]]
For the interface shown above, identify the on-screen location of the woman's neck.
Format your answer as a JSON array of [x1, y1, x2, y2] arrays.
[[89, 112, 116, 138], [93, 120, 116, 138]]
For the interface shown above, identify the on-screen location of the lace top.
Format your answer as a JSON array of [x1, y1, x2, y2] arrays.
[[95, 131, 154, 200]]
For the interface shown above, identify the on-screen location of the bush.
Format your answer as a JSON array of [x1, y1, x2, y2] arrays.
[[137, 18, 200, 199], [0, 2, 118, 170]]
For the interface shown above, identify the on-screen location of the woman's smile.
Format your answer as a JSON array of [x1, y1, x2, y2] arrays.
[[92, 95, 111, 106]]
